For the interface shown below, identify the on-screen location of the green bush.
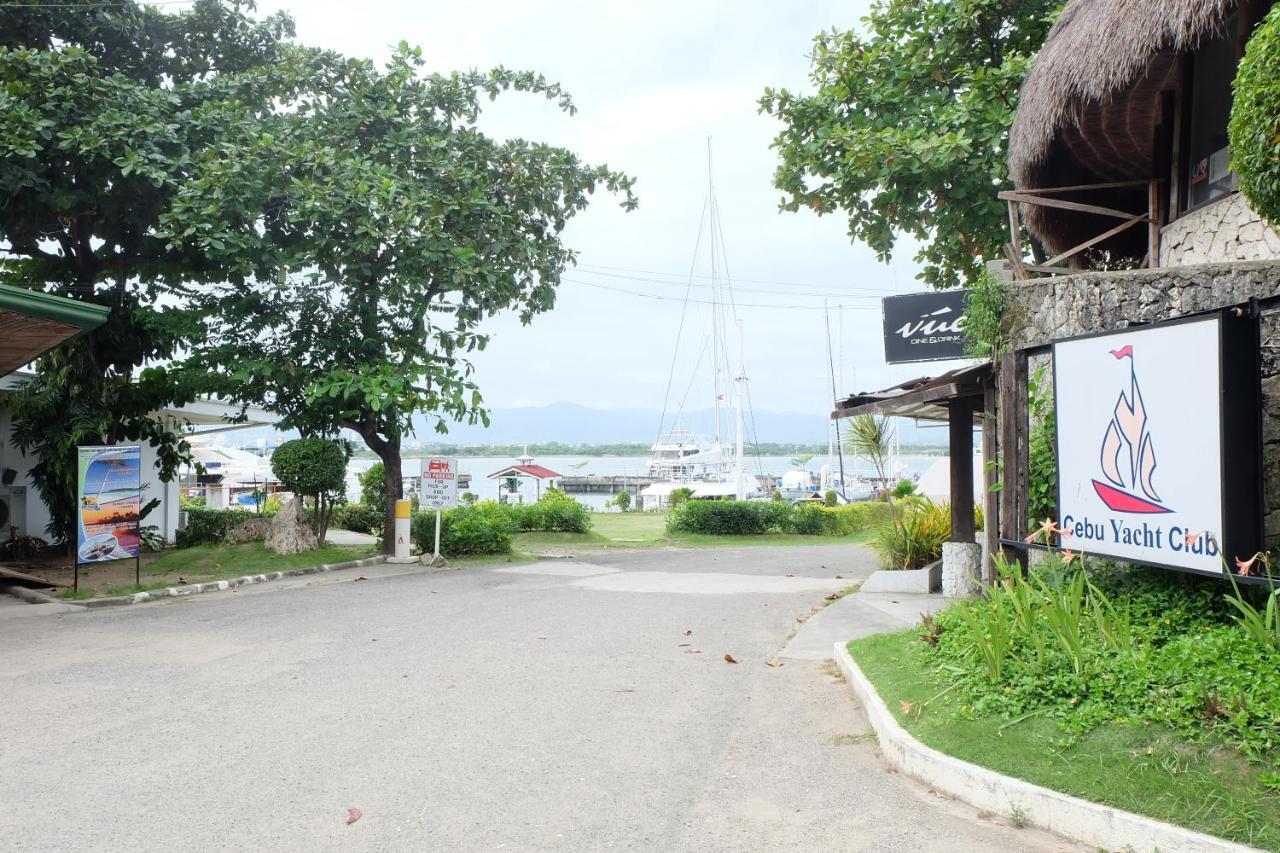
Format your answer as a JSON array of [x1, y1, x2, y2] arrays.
[[177, 507, 253, 547], [823, 488, 838, 507], [359, 461, 386, 515], [787, 503, 828, 535], [868, 499, 953, 570], [511, 489, 591, 533], [891, 479, 916, 499], [823, 500, 894, 535], [331, 502, 383, 535], [923, 555, 1280, 765], [1231, 4, 1280, 226], [668, 500, 779, 535], [412, 501, 514, 556], [670, 486, 694, 508], [272, 437, 350, 540]]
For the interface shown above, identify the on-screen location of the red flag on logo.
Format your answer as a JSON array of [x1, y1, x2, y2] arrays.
[[1109, 345, 1134, 359]]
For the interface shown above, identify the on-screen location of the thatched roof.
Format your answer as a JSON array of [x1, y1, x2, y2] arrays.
[[1009, 0, 1234, 257]]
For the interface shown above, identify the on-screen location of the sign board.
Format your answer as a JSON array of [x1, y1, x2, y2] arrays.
[[420, 456, 459, 510], [882, 290, 969, 364], [76, 445, 142, 564], [1053, 313, 1261, 578]]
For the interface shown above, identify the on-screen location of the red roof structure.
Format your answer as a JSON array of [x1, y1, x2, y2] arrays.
[[487, 463, 562, 480]]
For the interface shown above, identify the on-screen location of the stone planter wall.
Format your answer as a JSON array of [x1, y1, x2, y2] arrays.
[[1005, 261, 1280, 543], [1160, 193, 1280, 266]]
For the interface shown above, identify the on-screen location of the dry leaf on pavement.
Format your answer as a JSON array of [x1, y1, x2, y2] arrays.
[[766, 659, 783, 668], [346, 807, 362, 825], [723, 654, 739, 664]]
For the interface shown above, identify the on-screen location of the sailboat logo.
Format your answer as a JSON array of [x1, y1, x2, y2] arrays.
[[1092, 345, 1172, 514]]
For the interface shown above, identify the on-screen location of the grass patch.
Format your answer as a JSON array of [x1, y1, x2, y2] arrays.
[[147, 542, 376, 577], [849, 630, 1280, 849]]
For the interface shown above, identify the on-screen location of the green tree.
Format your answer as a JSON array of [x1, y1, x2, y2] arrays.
[[760, 0, 1059, 289], [844, 414, 895, 498], [1231, 3, 1280, 226], [168, 46, 635, 553], [359, 461, 386, 516], [0, 0, 304, 543], [610, 490, 632, 512], [271, 437, 349, 543]]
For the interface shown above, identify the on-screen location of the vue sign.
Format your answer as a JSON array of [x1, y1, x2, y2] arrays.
[[1053, 313, 1261, 578], [882, 290, 968, 364]]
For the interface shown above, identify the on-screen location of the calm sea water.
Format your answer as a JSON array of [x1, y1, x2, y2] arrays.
[[346, 454, 941, 510]]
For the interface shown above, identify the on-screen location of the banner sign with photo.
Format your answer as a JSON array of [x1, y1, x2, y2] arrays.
[[420, 457, 459, 510], [1053, 313, 1261, 578], [882, 290, 969, 364], [76, 445, 143, 564]]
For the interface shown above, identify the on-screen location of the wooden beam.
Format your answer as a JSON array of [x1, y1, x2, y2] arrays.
[[1041, 213, 1147, 267], [1012, 179, 1157, 194], [998, 352, 1029, 568], [1148, 179, 1161, 268], [949, 397, 976, 544], [1003, 242, 1029, 281], [997, 191, 1148, 222]]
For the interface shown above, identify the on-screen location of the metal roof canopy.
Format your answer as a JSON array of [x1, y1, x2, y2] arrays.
[[830, 363, 991, 423], [0, 284, 110, 377]]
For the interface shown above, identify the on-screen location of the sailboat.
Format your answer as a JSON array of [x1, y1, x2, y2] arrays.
[[641, 141, 762, 510]]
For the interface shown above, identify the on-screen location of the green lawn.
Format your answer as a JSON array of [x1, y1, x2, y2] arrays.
[[849, 630, 1280, 850], [59, 542, 377, 599], [512, 511, 872, 555]]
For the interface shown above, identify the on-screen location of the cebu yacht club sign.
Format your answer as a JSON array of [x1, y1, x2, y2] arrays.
[[1053, 313, 1261, 578]]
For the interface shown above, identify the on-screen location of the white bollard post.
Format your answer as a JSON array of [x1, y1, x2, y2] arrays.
[[388, 498, 416, 564]]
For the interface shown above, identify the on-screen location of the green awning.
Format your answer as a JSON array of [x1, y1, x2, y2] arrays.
[[0, 283, 110, 377]]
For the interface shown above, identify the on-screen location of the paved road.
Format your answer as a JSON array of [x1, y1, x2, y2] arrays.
[[0, 545, 1078, 852]]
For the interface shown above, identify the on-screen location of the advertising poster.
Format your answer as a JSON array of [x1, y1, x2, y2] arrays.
[[420, 457, 459, 510], [1055, 318, 1228, 575], [76, 445, 143, 564], [882, 290, 969, 364]]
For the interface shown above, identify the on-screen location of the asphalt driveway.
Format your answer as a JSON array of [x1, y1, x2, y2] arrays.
[[0, 545, 1078, 852]]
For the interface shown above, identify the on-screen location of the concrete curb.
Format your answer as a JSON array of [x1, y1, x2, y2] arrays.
[[834, 641, 1260, 853], [76, 556, 389, 609], [2, 583, 64, 605]]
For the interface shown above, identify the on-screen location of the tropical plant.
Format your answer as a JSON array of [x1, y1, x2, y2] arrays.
[[669, 486, 694, 508], [962, 269, 1011, 364], [843, 414, 895, 496], [891, 480, 917, 499], [138, 525, 165, 553], [760, 0, 1060, 288], [823, 488, 839, 507], [1027, 367, 1058, 526], [359, 462, 386, 516], [1230, 3, 1280, 226], [609, 490, 632, 512], [867, 498, 953, 570], [0, 0, 305, 544], [166, 45, 636, 554], [270, 437, 350, 543]]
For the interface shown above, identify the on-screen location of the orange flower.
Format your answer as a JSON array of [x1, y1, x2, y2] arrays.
[[1184, 530, 1199, 549], [1061, 549, 1078, 566], [1236, 554, 1259, 576], [900, 700, 915, 715]]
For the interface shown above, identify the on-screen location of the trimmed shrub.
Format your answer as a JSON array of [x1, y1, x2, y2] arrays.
[[787, 503, 828, 535], [411, 501, 513, 557], [359, 461, 386, 515], [271, 437, 350, 540], [823, 488, 838, 507], [822, 501, 894, 535], [177, 507, 253, 547], [667, 500, 777, 535], [331, 502, 383, 535], [511, 489, 592, 533], [1230, 4, 1280, 226]]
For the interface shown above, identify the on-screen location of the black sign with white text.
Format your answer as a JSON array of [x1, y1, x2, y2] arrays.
[[882, 290, 968, 364]]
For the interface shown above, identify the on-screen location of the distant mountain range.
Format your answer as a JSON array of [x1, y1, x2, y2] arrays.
[[406, 402, 945, 446]]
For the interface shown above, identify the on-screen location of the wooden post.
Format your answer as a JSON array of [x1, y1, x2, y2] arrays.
[[998, 352, 1029, 567], [981, 377, 1000, 584], [949, 397, 975, 544], [1148, 179, 1161, 268]]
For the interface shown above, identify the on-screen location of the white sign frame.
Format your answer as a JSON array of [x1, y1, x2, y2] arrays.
[[420, 456, 459, 510], [1052, 312, 1261, 579]]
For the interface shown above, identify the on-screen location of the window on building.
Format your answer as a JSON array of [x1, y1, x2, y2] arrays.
[[1186, 15, 1239, 210]]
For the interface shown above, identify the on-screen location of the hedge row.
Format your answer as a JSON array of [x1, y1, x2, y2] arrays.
[[408, 491, 592, 556], [177, 507, 258, 547], [666, 499, 894, 536]]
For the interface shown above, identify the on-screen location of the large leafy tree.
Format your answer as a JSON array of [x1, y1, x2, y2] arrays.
[[166, 46, 635, 552], [0, 0, 309, 542], [760, 0, 1059, 289]]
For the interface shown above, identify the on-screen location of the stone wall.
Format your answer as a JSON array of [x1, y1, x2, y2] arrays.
[[1160, 192, 1280, 266], [1006, 261, 1280, 542]]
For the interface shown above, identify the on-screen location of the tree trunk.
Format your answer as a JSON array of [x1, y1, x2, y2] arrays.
[[378, 439, 403, 555]]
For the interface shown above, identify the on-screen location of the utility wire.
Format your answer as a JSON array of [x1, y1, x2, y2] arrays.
[[0, 1, 195, 7], [577, 262, 900, 295], [564, 278, 878, 311]]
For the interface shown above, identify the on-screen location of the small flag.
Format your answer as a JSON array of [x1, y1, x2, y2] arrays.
[[1109, 345, 1134, 360]]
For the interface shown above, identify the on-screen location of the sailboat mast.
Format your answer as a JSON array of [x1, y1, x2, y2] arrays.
[[824, 301, 848, 502], [707, 138, 722, 450], [735, 318, 746, 501]]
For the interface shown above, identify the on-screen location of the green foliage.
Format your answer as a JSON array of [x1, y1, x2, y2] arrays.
[[1230, 4, 1280, 226], [867, 498, 955, 570], [177, 507, 253, 548], [138, 525, 164, 553], [0, 1, 305, 543], [962, 269, 1010, 362], [891, 480, 917, 499], [166, 44, 635, 555], [271, 437, 349, 541], [1027, 367, 1058, 526], [669, 486, 694, 508], [330, 502, 383, 536], [823, 501, 895, 535], [667, 501, 778, 536], [608, 489, 632, 512], [787, 503, 829, 535], [926, 555, 1280, 767], [843, 414, 895, 494], [510, 489, 592, 534], [358, 462, 386, 516], [823, 488, 838, 507], [412, 502, 513, 557], [760, 0, 1059, 288]]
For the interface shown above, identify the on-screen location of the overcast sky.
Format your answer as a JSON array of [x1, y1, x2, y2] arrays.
[[254, 0, 959, 420]]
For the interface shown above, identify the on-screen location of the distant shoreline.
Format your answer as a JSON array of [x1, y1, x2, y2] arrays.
[[351, 442, 951, 459]]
